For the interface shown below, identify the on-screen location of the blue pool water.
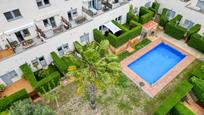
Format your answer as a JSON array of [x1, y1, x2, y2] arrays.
[[128, 42, 186, 85]]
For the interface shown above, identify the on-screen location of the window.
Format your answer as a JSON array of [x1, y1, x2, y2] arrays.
[[57, 47, 64, 56], [72, 9, 78, 17], [80, 33, 90, 44], [39, 56, 47, 67], [133, 7, 139, 15], [167, 10, 176, 20], [43, 17, 56, 28], [36, 0, 50, 8], [4, 9, 22, 21], [0, 70, 18, 85], [183, 19, 194, 29], [115, 16, 122, 24], [57, 43, 69, 56], [145, 1, 151, 8]]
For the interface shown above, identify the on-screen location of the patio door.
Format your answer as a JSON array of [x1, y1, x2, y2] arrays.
[[67, 9, 77, 21], [0, 70, 18, 86], [39, 56, 47, 67], [15, 29, 31, 42], [43, 17, 57, 28], [15, 31, 24, 42]]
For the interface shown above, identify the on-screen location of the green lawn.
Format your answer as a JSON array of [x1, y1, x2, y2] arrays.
[[44, 59, 200, 115], [0, 111, 8, 115]]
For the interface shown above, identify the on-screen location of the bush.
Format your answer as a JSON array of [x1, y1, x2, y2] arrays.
[[192, 62, 204, 79], [187, 24, 201, 40], [149, 2, 160, 15], [154, 81, 193, 115], [165, 15, 187, 40], [0, 89, 29, 112], [165, 23, 187, 40], [20, 63, 60, 94], [51, 51, 67, 74], [35, 72, 60, 94], [127, 12, 139, 24], [20, 64, 38, 86], [190, 76, 204, 104], [93, 29, 105, 43], [9, 99, 55, 115], [171, 102, 195, 115], [159, 8, 169, 27], [139, 7, 154, 24], [188, 33, 204, 53], [107, 21, 142, 48]]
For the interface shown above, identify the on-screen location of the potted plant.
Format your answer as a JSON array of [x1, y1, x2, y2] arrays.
[[0, 84, 6, 92]]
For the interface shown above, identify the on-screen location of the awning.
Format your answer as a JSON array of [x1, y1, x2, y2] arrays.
[[4, 22, 35, 34], [103, 22, 121, 34]]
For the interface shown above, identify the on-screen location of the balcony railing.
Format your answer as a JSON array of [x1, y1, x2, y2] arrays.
[[82, 0, 129, 17]]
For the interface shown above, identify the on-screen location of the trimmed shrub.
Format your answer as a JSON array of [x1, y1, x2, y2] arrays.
[[107, 21, 142, 48], [35, 72, 60, 94], [154, 81, 193, 115], [188, 33, 204, 53], [127, 12, 139, 24], [165, 23, 187, 40], [159, 8, 169, 27], [192, 62, 204, 79], [149, 2, 160, 15], [139, 7, 154, 24], [190, 77, 204, 104], [187, 24, 201, 39], [171, 102, 195, 115], [112, 20, 129, 32], [20, 63, 60, 94], [0, 89, 29, 112], [51, 51, 67, 74], [165, 15, 187, 40], [20, 64, 38, 86], [93, 29, 105, 43]]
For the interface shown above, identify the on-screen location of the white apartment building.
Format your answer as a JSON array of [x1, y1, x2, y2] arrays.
[[0, 0, 155, 85]]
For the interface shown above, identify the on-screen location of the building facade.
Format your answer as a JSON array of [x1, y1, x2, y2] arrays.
[[0, 0, 155, 85]]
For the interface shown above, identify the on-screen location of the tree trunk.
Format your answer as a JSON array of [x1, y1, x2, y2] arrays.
[[89, 84, 97, 113]]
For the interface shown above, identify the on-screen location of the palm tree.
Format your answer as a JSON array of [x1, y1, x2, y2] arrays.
[[67, 40, 120, 112]]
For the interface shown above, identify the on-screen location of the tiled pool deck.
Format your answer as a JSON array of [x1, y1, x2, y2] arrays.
[[120, 38, 195, 97]]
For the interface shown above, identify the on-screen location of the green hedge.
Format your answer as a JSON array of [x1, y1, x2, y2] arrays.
[[20, 64, 38, 86], [20, 63, 60, 94], [171, 102, 195, 115], [192, 62, 204, 79], [187, 24, 201, 40], [154, 81, 193, 115], [190, 77, 204, 104], [149, 2, 160, 15], [159, 8, 169, 27], [107, 21, 142, 48], [0, 89, 29, 112], [51, 51, 67, 74], [93, 29, 105, 43], [165, 23, 187, 40], [188, 33, 204, 53], [127, 12, 139, 24], [139, 7, 154, 24], [35, 72, 60, 93], [165, 15, 187, 40]]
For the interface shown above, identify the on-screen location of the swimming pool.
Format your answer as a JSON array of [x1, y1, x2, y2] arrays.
[[128, 42, 186, 85]]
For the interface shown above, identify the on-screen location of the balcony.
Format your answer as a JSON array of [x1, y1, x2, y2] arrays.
[[82, 0, 129, 17], [41, 15, 92, 39]]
